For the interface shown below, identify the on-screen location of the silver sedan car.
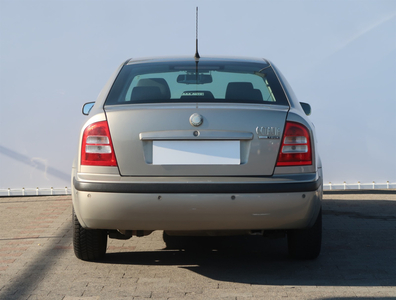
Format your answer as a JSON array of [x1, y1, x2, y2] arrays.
[[72, 56, 323, 261]]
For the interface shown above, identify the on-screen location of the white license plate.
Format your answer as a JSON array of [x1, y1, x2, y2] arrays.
[[152, 141, 240, 165]]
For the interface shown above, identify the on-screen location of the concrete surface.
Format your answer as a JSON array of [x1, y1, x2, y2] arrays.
[[0, 193, 395, 300]]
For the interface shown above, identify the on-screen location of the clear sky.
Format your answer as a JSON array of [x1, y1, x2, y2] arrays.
[[0, 0, 395, 189]]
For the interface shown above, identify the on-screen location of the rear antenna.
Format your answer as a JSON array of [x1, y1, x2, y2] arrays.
[[194, 7, 200, 59]]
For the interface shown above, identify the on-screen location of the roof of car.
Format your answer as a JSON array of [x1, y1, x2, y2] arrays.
[[126, 56, 270, 65]]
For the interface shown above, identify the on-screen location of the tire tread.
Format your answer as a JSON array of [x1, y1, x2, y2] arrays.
[[73, 208, 107, 261]]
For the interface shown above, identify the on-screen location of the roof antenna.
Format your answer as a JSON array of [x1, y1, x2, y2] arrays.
[[194, 7, 200, 59]]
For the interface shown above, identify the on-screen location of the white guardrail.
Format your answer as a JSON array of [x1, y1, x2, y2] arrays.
[[324, 181, 395, 191], [0, 187, 71, 197], [0, 181, 395, 196]]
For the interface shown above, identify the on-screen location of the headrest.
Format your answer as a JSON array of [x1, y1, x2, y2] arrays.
[[130, 86, 163, 102], [225, 82, 263, 102], [137, 78, 171, 99]]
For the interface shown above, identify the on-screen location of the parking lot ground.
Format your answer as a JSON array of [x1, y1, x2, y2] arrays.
[[0, 193, 395, 300]]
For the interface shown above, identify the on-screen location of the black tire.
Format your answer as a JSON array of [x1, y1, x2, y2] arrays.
[[287, 208, 322, 260], [73, 207, 107, 261]]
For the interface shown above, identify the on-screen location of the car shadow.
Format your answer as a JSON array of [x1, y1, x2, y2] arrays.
[[99, 198, 396, 287]]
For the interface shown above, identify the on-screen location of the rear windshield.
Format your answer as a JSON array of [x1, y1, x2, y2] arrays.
[[105, 60, 289, 106]]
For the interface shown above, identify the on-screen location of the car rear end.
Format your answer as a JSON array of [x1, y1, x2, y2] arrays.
[[72, 57, 322, 260]]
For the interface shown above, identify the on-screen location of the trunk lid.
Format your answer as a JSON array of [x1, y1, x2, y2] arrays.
[[105, 103, 288, 176]]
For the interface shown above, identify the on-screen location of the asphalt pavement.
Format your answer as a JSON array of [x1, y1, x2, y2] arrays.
[[0, 193, 395, 300]]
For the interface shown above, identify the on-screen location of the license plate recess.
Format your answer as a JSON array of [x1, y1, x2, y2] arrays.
[[152, 140, 240, 165]]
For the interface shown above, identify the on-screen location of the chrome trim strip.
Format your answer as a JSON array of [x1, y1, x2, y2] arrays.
[[139, 130, 254, 141]]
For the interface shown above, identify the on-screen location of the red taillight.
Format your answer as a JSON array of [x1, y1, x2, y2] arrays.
[[81, 121, 118, 166], [276, 121, 312, 166]]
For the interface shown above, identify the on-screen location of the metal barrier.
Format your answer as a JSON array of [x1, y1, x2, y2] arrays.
[[0, 187, 71, 197], [324, 181, 395, 190], [0, 182, 395, 196]]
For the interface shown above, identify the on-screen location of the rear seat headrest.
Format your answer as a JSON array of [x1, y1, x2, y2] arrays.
[[130, 86, 163, 102], [137, 78, 171, 99], [226, 82, 263, 102]]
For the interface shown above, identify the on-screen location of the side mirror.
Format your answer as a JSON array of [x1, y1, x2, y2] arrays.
[[82, 102, 95, 115], [300, 102, 311, 116]]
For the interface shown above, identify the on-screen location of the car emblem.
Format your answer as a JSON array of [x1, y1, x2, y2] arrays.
[[189, 113, 203, 127], [256, 126, 281, 139]]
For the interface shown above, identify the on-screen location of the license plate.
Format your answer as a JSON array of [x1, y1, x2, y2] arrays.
[[152, 141, 240, 165]]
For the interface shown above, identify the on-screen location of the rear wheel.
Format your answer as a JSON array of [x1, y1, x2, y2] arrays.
[[287, 208, 322, 260], [73, 208, 107, 261]]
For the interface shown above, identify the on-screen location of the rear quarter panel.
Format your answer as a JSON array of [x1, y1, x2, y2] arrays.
[[271, 62, 322, 175]]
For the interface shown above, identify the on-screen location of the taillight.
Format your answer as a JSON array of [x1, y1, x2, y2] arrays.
[[276, 121, 312, 166], [81, 121, 118, 166]]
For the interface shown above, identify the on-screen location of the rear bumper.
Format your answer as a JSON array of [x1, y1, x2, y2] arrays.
[[72, 175, 322, 231], [73, 176, 321, 194]]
